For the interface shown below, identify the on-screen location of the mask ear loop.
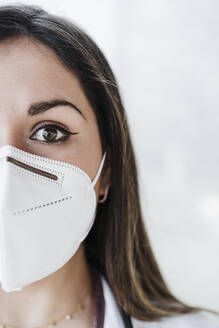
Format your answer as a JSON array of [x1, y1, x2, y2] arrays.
[[88, 152, 107, 190]]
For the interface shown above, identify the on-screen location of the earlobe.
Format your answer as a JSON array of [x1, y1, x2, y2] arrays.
[[98, 184, 110, 203]]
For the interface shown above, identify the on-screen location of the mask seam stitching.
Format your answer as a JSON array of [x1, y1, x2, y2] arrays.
[[13, 195, 73, 215]]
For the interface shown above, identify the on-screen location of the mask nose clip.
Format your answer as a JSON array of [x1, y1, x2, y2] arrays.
[[6, 156, 58, 181]]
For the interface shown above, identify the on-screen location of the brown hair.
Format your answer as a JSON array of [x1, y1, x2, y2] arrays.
[[0, 3, 217, 322]]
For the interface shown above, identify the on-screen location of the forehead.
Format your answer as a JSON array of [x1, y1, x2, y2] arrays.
[[0, 37, 90, 117]]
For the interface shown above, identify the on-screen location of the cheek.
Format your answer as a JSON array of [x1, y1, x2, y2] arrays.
[[79, 119, 103, 183]]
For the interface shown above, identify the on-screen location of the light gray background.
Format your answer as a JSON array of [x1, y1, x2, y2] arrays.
[[1, 0, 218, 311]]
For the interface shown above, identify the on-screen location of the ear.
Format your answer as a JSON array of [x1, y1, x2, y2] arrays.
[[99, 153, 111, 196]]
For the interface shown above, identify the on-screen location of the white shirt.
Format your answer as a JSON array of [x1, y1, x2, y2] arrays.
[[100, 275, 219, 328]]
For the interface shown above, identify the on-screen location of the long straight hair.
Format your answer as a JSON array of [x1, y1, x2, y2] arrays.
[[0, 3, 217, 322]]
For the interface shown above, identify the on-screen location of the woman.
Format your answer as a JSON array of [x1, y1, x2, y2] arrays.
[[0, 3, 217, 328]]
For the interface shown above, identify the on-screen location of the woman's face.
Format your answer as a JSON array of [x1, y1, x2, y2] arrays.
[[0, 37, 109, 199]]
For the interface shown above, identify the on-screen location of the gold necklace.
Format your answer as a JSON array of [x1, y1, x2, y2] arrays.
[[0, 292, 90, 328]]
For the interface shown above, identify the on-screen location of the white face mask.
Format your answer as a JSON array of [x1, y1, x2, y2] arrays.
[[0, 145, 106, 292]]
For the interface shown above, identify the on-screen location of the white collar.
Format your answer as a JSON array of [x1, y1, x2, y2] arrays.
[[99, 275, 219, 328], [100, 275, 126, 328]]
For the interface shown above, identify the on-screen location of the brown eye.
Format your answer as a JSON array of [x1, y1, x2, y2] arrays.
[[30, 123, 78, 144], [42, 126, 58, 142]]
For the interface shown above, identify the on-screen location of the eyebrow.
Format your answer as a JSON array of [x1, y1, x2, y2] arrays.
[[27, 99, 86, 120]]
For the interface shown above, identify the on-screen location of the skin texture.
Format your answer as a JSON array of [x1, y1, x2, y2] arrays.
[[0, 37, 110, 327]]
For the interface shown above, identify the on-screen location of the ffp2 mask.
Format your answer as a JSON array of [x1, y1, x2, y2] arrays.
[[0, 145, 106, 292]]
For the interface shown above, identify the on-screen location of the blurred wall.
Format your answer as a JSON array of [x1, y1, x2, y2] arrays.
[[1, 0, 218, 311]]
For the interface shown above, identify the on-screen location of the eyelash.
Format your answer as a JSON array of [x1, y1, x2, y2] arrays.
[[30, 122, 79, 144]]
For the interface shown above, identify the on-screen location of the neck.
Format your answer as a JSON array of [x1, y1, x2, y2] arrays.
[[0, 244, 94, 327]]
